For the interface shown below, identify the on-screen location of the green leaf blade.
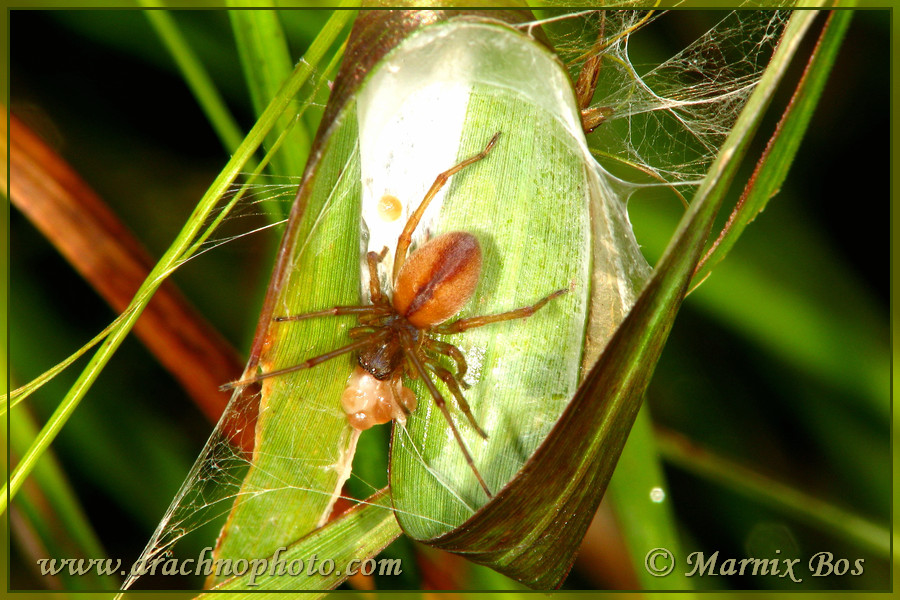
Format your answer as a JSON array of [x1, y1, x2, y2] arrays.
[[210, 108, 363, 581], [695, 10, 854, 286], [208, 489, 401, 593], [228, 7, 312, 192]]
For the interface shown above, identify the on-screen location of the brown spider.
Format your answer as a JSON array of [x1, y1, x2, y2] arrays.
[[225, 132, 567, 497]]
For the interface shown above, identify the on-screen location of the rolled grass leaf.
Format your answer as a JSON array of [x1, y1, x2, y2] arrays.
[[421, 10, 820, 588], [202, 8, 820, 591], [208, 102, 365, 581], [109, 6, 837, 592]]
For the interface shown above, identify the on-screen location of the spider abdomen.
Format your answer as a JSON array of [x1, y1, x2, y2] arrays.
[[392, 231, 482, 328]]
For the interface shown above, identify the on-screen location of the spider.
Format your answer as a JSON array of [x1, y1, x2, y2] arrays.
[[224, 132, 567, 498]]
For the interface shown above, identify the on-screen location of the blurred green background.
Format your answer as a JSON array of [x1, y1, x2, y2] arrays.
[[7, 8, 889, 592]]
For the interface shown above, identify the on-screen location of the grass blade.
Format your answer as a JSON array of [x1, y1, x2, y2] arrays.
[[607, 407, 692, 590], [695, 10, 853, 286], [203, 489, 400, 594], [140, 2, 245, 154], [656, 427, 890, 559], [8, 403, 117, 590], [6, 110, 242, 423], [3, 7, 355, 516], [228, 5, 311, 190]]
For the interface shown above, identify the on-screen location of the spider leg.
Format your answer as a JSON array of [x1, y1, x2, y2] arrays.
[[574, 15, 604, 108], [277, 248, 390, 323], [367, 246, 389, 304], [574, 10, 656, 133], [434, 288, 568, 334], [221, 330, 389, 390], [274, 305, 390, 322], [398, 330, 492, 498], [348, 326, 377, 339], [574, 14, 611, 133], [424, 360, 487, 440], [392, 132, 501, 283], [423, 338, 469, 384]]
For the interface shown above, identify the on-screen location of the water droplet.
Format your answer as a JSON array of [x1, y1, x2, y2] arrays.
[[650, 486, 666, 503]]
